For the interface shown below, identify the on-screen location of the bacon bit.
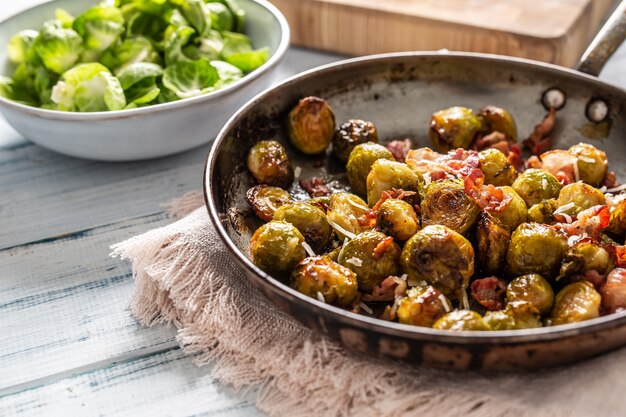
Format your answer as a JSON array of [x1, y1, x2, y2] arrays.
[[540, 150, 578, 185], [470, 277, 507, 311], [583, 269, 607, 291], [363, 276, 405, 302], [601, 268, 626, 314], [386, 139, 413, 163], [299, 177, 330, 197], [474, 131, 508, 151], [603, 171, 619, 189], [372, 236, 395, 260], [371, 189, 417, 212], [464, 169, 511, 210], [556, 205, 610, 241], [523, 108, 556, 155], [526, 155, 543, 169], [356, 210, 377, 228]]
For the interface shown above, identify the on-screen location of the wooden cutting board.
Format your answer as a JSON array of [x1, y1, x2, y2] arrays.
[[272, 0, 618, 67]]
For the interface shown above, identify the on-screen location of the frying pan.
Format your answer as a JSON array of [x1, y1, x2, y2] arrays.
[[204, 3, 626, 370]]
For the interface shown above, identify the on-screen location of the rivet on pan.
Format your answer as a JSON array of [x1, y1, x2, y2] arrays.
[[586, 98, 609, 123], [541, 87, 566, 110]]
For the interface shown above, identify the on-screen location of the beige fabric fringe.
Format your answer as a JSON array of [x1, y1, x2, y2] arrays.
[[111, 191, 626, 417]]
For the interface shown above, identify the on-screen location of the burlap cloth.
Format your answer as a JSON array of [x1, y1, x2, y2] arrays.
[[111, 192, 626, 417]]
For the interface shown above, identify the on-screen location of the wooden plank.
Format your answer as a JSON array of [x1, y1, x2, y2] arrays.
[[0, 347, 264, 417]]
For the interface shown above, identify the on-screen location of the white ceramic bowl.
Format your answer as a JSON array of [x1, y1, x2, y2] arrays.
[[0, 0, 289, 161]]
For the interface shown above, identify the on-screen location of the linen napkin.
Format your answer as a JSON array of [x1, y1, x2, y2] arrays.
[[111, 191, 626, 417]]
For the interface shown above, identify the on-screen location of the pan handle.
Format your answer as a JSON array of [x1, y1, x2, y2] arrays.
[[577, 1, 626, 76]]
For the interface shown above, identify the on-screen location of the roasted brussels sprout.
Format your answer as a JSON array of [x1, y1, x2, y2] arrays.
[[556, 182, 606, 216], [246, 185, 293, 221], [486, 186, 527, 231], [396, 285, 451, 327], [338, 231, 401, 292], [568, 142, 608, 186], [346, 143, 394, 196], [246, 140, 294, 188], [332, 119, 379, 162], [287, 96, 336, 154], [605, 195, 626, 238], [429, 106, 483, 152], [483, 301, 542, 330], [559, 241, 612, 281], [478, 148, 516, 186], [527, 199, 559, 224], [250, 221, 306, 278], [401, 225, 474, 300], [306, 196, 330, 214], [366, 159, 423, 206], [511, 169, 562, 208], [475, 212, 510, 275], [506, 274, 554, 315], [478, 105, 518, 141], [421, 179, 480, 235], [549, 281, 601, 325], [327, 192, 371, 240], [376, 199, 420, 242], [506, 223, 567, 280], [273, 202, 333, 253], [432, 310, 490, 331], [291, 256, 358, 307], [601, 268, 626, 314]]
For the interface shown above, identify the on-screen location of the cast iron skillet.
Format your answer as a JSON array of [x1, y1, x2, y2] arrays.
[[205, 3, 626, 370]]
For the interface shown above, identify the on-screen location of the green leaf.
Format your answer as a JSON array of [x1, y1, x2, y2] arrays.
[[164, 25, 195, 65], [100, 36, 162, 73], [132, 0, 170, 15], [126, 11, 168, 41], [34, 67, 59, 105], [51, 62, 126, 111], [33, 22, 83, 74], [224, 47, 268, 72], [7, 30, 39, 64], [177, 0, 211, 36], [73, 5, 125, 54], [205, 2, 233, 32], [162, 58, 218, 99], [210, 59, 242, 86], [55, 8, 75, 28], [117, 62, 163, 89], [212, 0, 245, 32]]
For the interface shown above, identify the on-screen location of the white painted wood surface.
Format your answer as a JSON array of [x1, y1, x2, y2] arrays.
[[0, 0, 625, 415]]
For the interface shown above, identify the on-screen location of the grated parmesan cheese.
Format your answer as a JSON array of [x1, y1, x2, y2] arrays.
[[346, 198, 369, 211], [359, 302, 373, 315], [301, 241, 316, 257], [573, 161, 580, 182], [337, 238, 349, 263], [317, 291, 326, 303], [345, 257, 363, 267], [578, 156, 596, 164], [399, 274, 408, 281], [438, 294, 451, 312], [606, 184, 626, 193], [294, 166, 302, 178], [423, 172, 432, 185], [542, 178, 548, 189], [327, 218, 357, 239], [264, 197, 277, 212], [461, 291, 470, 310], [554, 202, 575, 214]]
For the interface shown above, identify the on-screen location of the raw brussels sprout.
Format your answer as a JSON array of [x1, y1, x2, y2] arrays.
[[7, 30, 38, 64], [487, 186, 527, 231], [475, 212, 510, 275], [558, 241, 612, 281], [250, 221, 306, 278], [511, 169, 562, 208], [527, 199, 559, 224], [396, 285, 451, 327], [332, 119, 379, 163], [478, 148, 516, 186], [346, 143, 394, 196], [327, 192, 371, 240], [72, 4, 125, 55], [376, 199, 420, 242], [338, 231, 401, 292], [506, 274, 554, 315], [401, 225, 474, 301], [421, 179, 480, 235], [291, 256, 358, 307], [162, 58, 220, 99], [432, 310, 490, 331], [246, 185, 293, 221], [549, 281, 601, 325], [287, 96, 336, 154], [606, 195, 626, 238], [221, 31, 269, 73], [34, 21, 83, 75], [429, 106, 482, 152], [478, 105, 518, 140], [601, 268, 626, 314], [568, 142, 608, 186], [506, 223, 567, 280], [556, 182, 606, 216], [246, 140, 294, 188], [483, 301, 542, 330], [366, 159, 423, 207], [273, 202, 333, 253]]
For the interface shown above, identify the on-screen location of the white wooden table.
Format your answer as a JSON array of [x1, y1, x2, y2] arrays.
[[1, 1, 626, 415]]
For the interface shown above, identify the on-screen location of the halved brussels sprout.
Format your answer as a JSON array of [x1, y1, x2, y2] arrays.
[[558, 241, 612, 282], [346, 143, 394, 196], [401, 225, 474, 301], [287, 96, 336, 154], [338, 231, 401, 292], [291, 256, 358, 307], [568, 142, 608, 187], [396, 285, 450, 327], [486, 186, 527, 231], [162, 58, 219, 99], [432, 310, 490, 331], [429, 106, 483, 152], [527, 199, 559, 224], [511, 169, 562, 208], [478, 105, 518, 140], [246, 140, 294, 188], [475, 212, 510, 275], [332, 119, 379, 163], [366, 159, 423, 207], [478, 148, 516, 186], [376, 199, 420, 242], [506, 274, 554, 315], [7, 30, 38, 65], [556, 182, 606, 216], [34, 21, 83, 75], [274, 202, 333, 253], [327, 192, 371, 240], [246, 185, 293, 221], [421, 179, 479, 235], [483, 301, 542, 330], [506, 223, 567, 280], [250, 221, 306, 278], [549, 281, 601, 325]]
